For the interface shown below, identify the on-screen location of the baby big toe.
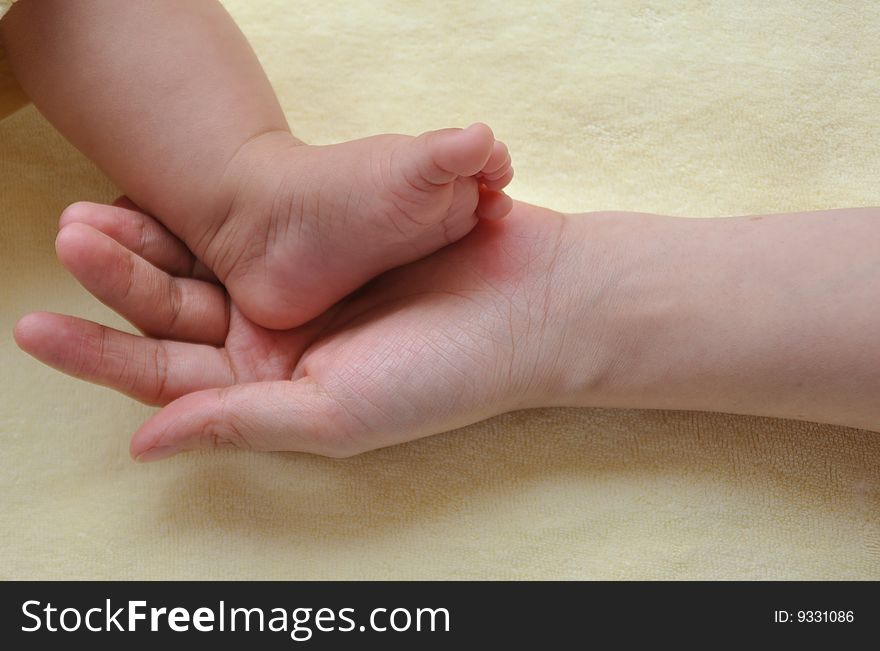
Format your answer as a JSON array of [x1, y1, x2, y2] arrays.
[[414, 122, 496, 186]]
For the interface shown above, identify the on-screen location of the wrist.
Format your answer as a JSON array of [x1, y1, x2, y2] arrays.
[[536, 210, 698, 409], [498, 207, 642, 410]]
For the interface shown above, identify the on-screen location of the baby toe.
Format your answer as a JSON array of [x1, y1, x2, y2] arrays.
[[480, 140, 511, 178], [482, 166, 514, 192], [475, 188, 513, 221]]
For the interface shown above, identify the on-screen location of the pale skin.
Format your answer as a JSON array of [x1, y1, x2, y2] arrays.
[[0, 0, 514, 330], [13, 201, 880, 461]]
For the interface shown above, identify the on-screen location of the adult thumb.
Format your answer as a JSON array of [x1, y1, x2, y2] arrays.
[[130, 378, 368, 461]]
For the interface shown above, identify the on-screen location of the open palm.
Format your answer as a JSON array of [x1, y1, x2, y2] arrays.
[[15, 199, 569, 460]]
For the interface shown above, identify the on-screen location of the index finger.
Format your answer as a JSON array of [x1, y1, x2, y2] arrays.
[[14, 312, 234, 406]]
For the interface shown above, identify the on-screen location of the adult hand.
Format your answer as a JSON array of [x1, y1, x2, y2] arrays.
[[15, 199, 585, 460]]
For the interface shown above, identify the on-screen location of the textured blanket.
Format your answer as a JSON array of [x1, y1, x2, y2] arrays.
[[1, 0, 878, 579]]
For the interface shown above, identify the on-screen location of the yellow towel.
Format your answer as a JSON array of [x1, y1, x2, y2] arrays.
[[0, 0, 16, 19], [1, 0, 878, 580], [0, 1, 28, 120], [0, 55, 27, 120]]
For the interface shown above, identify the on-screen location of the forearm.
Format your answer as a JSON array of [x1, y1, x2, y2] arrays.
[[0, 0, 292, 247], [555, 208, 880, 431]]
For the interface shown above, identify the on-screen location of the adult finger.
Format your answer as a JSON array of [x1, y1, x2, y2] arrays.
[[130, 378, 375, 460], [59, 201, 217, 282], [56, 222, 229, 345], [14, 312, 234, 406]]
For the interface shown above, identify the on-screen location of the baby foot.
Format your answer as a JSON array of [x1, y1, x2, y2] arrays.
[[201, 123, 514, 329]]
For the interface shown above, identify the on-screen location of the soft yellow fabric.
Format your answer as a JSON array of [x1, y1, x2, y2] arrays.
[[0, 0, 29, 120], [0, 52, 27, 120], [2, 0, 879, 580], [0, 0, 16, 20]]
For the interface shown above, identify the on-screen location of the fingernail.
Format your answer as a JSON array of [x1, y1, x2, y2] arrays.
[[135, 446, 179, 463]]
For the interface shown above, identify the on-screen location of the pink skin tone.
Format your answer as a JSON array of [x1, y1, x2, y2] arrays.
[[14, 201, 880, 461], [17, 198, 556, 460], [205, 125, 514, 329], [0, 0, 514, 330]]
